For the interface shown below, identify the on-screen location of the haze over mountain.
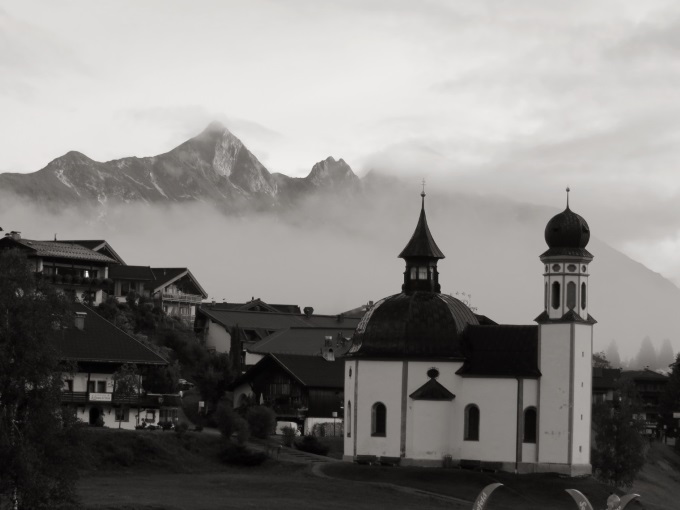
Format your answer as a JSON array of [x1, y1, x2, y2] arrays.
[[0, 122, 677, 361]]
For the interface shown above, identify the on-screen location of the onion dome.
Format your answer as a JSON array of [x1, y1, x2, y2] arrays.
[[347, 190, 478, 358], [542, 190, 593, 258], [346, 293, 479, 359]]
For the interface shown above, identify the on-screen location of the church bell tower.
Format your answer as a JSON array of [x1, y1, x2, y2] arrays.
[[536, 189, 595, 475]]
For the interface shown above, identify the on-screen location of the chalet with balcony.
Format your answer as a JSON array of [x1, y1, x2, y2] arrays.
[[148, 268, 208, 324], [108, 265, 156, 302], [230, 351, 345, 434], [57, 303, 177, 429], [0, 231, 115, 305], [619, 368, 669, 436]]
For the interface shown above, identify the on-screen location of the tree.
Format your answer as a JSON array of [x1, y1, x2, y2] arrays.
[[193, 352, 233, 411], [605, 340, 622, 368], [632, 336, 658, 370], [591, 380, 646, 488], [593, 351, 611, 368], [657, 339, 675, 371], [660, 353, 680, 449], [0, 250, 82, 509], [112, 363, 141, 429]]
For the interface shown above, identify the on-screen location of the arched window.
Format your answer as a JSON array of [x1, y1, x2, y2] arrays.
[[371, 402, 386, 436], [523, 407, 537, 443], [566, 281, 576, 310], [581, 282, 587, 310], [347, 401, 352, 438], [464, 404, 480, 441], [410, 267, 417, 279], [551, 281, 560, 310], [544, 282, 548, 310]]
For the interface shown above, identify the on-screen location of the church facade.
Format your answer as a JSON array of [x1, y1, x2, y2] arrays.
[[343, 192, 594, 475]]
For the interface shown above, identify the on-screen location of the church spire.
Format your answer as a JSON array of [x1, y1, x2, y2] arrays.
[[399, 190, 445, 293]]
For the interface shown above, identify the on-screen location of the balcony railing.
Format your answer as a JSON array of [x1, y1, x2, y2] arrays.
[[60, 391, 181, 407], [161, 293, 202, 303]]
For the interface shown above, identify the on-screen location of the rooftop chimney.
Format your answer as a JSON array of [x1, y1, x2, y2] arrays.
[[6, 231, 21, 240], [74, 312, 87, 330], [303, 307, 314, 317]]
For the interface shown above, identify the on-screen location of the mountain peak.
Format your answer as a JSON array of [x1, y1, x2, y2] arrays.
[[203, 120, 230, 134], [308, 156, 359, 187]]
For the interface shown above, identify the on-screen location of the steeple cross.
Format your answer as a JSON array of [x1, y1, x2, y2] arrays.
[[566, 186, 570, 208], [421, 179, 426, 197]]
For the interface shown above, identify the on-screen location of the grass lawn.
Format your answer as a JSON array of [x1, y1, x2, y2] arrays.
[[321, 463, 646, 510], [79, 463, 461, 510]]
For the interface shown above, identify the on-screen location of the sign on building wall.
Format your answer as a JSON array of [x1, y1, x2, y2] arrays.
[[90, 393, 112, 402]]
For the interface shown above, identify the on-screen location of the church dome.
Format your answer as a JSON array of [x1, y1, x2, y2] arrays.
[[346, 292, 479, 359], [544, 206, 590, 250]]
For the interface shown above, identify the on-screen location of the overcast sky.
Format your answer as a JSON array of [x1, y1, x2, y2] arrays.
[[3, 0, 680, 284]]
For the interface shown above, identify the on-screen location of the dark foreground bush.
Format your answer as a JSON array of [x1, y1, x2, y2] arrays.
[[219, 443, 268, 466], [295, 435, 329, 456], [215, 403, 250, 444], [246, 406, 276, 439], [281, 426, 296, 447]]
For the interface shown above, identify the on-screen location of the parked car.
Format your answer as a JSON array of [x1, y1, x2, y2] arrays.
[[276, 421, 301, 436]]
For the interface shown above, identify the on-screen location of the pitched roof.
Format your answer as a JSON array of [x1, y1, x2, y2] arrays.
[[456, 325, 541, 378], [148, 268, 208, 298], [109, 265, 155, 281], [592, 367, 621, 391], [247, 327, 354, 356], [0, 237, 116, 264], [55, 303, 167, 365], [619, 369, 669, 382], [230, 353, 344, 390], [270, 353, 344, 388], [58, 240, 126, 265], [398, 197, 445, 260], [198, 305, 359, 332], [409, 378, 456, 401], [208, 300, 301, 314]]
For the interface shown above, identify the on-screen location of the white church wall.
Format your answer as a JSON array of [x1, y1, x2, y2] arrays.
[[571, 323, 592, 465], [410, 400, 452, 459], [343, 360, 357, 459], [354, 360, 402, 458], [521, 378, 539, 463], [454, 378, 518, 463], [538, 323, 572, 464], [404, 361, 461, 460]]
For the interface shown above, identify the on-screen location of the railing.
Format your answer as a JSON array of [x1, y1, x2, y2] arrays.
[[161, 293, 202, 303], [60, 391, 181, 407]]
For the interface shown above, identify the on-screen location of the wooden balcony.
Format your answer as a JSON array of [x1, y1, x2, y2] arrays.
[[60, 391, 181, 407], [161, 293, 202, 304]]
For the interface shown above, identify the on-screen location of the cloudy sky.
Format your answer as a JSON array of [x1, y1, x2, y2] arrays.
[[3, 0, 680, 284]]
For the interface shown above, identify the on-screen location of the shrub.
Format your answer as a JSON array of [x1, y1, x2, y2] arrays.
[[159, 420, 174, 431], [215, 403, 250, 444], [174, 422, 189, 438], [281, 426, 296, 447], [295, 435, 329, 456], [246, 406, 276, 439], [218, 443, 268, 466]]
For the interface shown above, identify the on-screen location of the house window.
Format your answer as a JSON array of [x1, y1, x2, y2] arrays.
[[371, 402, 386, 437], [88, 380, 107, 393], [464, 404, 480, 441], [523, 407, 537, 443], [567, 281, 576, 310], [63, 379, 73, 391], [347, 401, 352, 438], [581, 283, 587, 310], [115, 407, 129, 422], [551, 281, 560, 310]]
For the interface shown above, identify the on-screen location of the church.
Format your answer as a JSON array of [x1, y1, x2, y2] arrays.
[[343, 190, 594, 475]]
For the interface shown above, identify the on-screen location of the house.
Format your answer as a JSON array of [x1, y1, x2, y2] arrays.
[[0, 231, 116, 305], [592, 367, 621, 404], [108, 265, 156, 302], [57, 303, 178, 429], [230, 351, 345, 434], [344, 191, 595, 475], [148, 267, 208, 324], [619, 369, 669, 436], [58, 239, 127, 265], [195, 299, 359, 373]]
